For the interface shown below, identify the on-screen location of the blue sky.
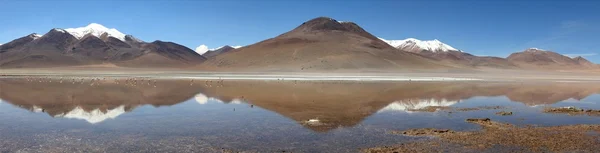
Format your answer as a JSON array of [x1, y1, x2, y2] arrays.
[[1, 0, 599, 62]]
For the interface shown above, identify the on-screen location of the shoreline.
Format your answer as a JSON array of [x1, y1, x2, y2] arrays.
[[2, 69, 600, 82]]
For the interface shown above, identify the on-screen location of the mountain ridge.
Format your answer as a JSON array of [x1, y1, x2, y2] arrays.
[[0, 23, 206, 68]]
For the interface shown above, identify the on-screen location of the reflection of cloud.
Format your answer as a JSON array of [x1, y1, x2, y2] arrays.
[[32, 105, 44, 112], [230, 99, 244, 104], [379, 99, 458, 112], [563, 53, 597, 58], [54, 105, 126, 124], [194, 93, 208, 105], [193, 93, 245, 105]]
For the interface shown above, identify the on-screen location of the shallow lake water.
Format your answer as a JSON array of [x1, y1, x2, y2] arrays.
[[1, 77, 599, 152]]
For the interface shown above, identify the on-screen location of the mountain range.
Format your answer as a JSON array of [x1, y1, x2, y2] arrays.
[[0, 23, 205, 68], [1, 17, 597, 71]]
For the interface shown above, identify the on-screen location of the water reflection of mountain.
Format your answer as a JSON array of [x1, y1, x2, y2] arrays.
[[2, 79, 600, 131], [199, 81, 600, 132], [0, 78, 202, 123]]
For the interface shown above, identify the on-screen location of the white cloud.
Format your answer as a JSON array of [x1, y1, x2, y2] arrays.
[[195, 44, 209, 55], [563, 53, 598, 58], [232, 45, 242, 49]]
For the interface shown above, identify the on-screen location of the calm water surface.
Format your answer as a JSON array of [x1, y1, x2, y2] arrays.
[[1, 78, 599, 152]]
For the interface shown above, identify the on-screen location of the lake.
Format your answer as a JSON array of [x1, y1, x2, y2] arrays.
[[1, 77, 599, 152]]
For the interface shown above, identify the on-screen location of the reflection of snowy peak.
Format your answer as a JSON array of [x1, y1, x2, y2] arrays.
[[379, 99, 458, 112], [54, 105, 126, 124]]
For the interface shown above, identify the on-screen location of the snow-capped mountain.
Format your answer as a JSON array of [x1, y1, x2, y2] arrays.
[[378, 98, 458, 112], [379, 37, 461, 53], [64, 23, 127, 41], [0, 23, 205, 68]]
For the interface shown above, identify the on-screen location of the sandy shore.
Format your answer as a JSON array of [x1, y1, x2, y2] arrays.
[[1, 69, 600, 82]]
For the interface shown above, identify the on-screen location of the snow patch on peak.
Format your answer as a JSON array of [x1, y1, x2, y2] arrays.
[[28, 33, 43, 39], [210, 45, 242, 50], [51, 28, 67, 33], [211, 46, 226, 50], [379, 37, 461, 52], [525, 48, 546, 52], [54, 105, 126, 124], [65, 23, 126, 41]]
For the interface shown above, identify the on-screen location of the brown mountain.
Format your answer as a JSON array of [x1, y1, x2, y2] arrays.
[[201, 17, 448, 71], [507, 48, 595, 69], [0, 33, 42, 53], [0, 25, 206, 68], [202, 45, 236, 58]]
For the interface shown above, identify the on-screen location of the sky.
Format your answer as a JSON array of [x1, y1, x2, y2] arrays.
[[1, 0, 599, 62]]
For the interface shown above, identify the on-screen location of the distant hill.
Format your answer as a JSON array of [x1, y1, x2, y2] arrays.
[[507, 48, 597, 69], [202, 45, 237, 58]]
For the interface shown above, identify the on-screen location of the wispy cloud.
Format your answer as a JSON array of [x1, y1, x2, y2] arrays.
[[563, 53, 597, 58], [517, 20, 590, 51]]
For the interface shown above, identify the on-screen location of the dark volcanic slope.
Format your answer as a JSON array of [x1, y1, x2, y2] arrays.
[[413, 50, 517, 68], [574, 56, 597, 68], [0, 29, 206, 68], [507, 48, 597, 69], [202, 45, 236, 58], [202, 17, 449, 71]]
